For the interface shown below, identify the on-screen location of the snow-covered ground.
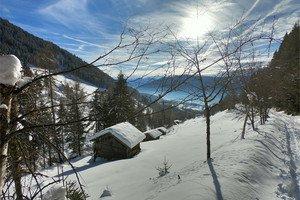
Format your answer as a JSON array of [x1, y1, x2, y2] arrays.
[[35, 110, 300, 200]]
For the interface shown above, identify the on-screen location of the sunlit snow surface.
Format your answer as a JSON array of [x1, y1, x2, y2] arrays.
[[24, 109, 300, 200]]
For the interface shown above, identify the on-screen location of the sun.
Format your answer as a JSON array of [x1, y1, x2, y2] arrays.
[[179, 8, 215, 40]]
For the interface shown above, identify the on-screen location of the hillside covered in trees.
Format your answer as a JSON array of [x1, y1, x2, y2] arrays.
[[0, 18, 114, 88], [246, 23, 299, 115]]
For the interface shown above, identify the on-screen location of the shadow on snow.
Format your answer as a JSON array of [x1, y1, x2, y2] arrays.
[[207, 159, 224, 200]]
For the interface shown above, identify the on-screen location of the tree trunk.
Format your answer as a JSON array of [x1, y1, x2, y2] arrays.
[[241, 107, 249, 139], [42, 143, 46, 168], [0, 85, 13, 193], [205, 105, 211, 160], [10, 144, 23, 200], [0, 142, 8, 193], [48, 148, 52, 167], [77, 129, 82, 157], [259, 107, 263, 125], [196, 70, 211, 160], [250, 107, 255, 130], [49, 74, 63, 163], [264, 108, 268, 122], [9, 97, 23, 200], [12, 171, 22, 200]]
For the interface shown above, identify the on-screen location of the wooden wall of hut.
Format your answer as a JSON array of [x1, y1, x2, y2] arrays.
[[93, 133, 141, 160]]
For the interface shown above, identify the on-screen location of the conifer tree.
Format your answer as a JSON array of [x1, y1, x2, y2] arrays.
[[57, 99, 68, 162], [64, 82, 87, 157], [248, 23, 300, 114], [90, 89, 107, 131], [105, 73, 135, 127], [268, 23, 300, 114]]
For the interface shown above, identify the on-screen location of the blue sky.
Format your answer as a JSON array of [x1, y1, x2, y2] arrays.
[[0, 0, 299, 77]]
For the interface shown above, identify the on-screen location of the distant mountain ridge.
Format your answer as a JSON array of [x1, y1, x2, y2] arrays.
[[0, 18, 114, 88], [140, 75, 218, 92], [138, 73, 250, 95]]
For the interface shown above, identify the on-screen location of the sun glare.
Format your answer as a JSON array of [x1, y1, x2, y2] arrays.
[[179, 8, 215, 40]]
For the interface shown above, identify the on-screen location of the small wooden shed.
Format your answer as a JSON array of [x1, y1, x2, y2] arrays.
[[90, 122, 145, 160], [143, 129, 163, 141], [156, 127, 168, 135]]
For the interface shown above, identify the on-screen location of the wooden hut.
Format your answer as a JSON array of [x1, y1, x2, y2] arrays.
[[174, 120, 182, 125], [143, 129, 162, 141], [156, 127, 168, 135], [90, 122, 145, 160]]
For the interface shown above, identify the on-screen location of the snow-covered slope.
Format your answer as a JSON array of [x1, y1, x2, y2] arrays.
[[54, 74, 99, 95], [30, 67, 98, 97], [35, 110, 300, 200]]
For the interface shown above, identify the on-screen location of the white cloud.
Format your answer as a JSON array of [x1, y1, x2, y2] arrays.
[[62, 35, 107, 49], [37, 0, 300, 77], [39, 0, 107, 36]]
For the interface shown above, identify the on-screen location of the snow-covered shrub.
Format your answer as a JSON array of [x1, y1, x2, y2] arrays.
[[66, 181, 88, 200], [100, 186, 112, 198], [156, 156, 172, 177]]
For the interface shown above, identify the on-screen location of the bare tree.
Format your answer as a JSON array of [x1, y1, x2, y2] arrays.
[[0, 24, 166, 197], [138, 16, 280, 159]]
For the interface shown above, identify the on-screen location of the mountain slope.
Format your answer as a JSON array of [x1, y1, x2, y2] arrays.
[[0, 18, 114, 88], [27, 109, 300, 199]]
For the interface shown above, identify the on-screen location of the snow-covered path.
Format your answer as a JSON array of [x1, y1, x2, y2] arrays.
[[37, 110, 300, 200], [274, 114, 300, 199]]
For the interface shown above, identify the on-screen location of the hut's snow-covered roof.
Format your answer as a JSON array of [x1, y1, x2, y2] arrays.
[[144, 129, 162, 139], [90, 122, 145, 148], [0, 55, 22, 86], [156, 127, 167, 134]]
